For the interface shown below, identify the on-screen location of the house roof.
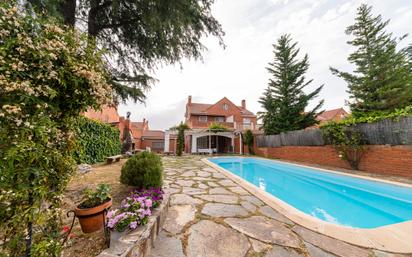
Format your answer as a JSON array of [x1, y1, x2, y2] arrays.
[[131, 122, 144, 130], [142, 130, 164, 139], [317, 108, 348, 121], [188, 97, 256, 117]]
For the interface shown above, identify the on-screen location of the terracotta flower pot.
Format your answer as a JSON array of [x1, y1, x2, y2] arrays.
[[75, 199, 112, 233]]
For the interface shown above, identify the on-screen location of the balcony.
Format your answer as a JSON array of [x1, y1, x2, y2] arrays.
[[188, 120, 235, 129], [234, 123, 255, 131]]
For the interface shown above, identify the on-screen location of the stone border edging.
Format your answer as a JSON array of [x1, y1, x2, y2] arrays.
[[202, 157, 412, 253], [97, 192, 170, 257]]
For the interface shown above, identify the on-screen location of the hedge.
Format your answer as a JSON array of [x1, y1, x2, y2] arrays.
[[73, 116, 121, 164]]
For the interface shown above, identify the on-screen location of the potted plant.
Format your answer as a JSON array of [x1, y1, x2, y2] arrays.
[[75, 184, 112, 233]]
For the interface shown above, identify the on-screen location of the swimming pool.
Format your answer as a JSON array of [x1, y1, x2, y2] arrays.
[[208, 157, 412, 229]]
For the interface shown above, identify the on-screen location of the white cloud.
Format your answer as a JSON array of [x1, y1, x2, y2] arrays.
[[120, 0, 412, 130]]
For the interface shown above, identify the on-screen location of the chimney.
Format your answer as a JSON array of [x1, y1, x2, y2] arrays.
[[188, 95, 192, 105], [241, 99, 246, 109]]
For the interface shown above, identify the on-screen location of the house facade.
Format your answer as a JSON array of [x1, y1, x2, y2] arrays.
[[83, 106, 164, 152], [164, 96, 258, 154], [141, 130, 165, 153]]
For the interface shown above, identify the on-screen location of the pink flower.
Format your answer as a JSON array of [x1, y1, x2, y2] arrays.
[[107, 210, 116, 219], [129, 221, 137, 230], [145, 199, 152, 208]]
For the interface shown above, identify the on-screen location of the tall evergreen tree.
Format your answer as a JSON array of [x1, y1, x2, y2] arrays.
[[330, 4, 412, 117], [259, 34, 324, 135]]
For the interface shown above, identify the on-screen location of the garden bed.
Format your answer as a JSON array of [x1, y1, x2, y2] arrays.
[[61, 160, 130, 257], [97, 192, 170, 257]]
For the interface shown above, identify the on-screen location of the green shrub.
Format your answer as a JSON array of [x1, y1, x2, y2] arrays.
[[72, 116, 121, 164], [120, 152, 163, 188], [243, 129, 255, 155]]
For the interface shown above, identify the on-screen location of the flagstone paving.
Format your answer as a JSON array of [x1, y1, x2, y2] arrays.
[[150, 156, 411, 257]]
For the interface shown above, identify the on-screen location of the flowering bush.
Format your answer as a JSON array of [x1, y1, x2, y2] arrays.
[[106, 188, 164, 232], [0, 2, 112, 256]]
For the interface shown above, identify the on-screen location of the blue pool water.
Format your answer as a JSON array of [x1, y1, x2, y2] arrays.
[[209, 157, 412, 228]]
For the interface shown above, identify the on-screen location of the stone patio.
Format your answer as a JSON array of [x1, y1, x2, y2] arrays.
[[149, 156, 411, 257]]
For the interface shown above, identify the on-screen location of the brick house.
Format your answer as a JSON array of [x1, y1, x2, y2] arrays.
[[164, 96, 258, 154], [141, 130, 165, 153], [83, 106, 164, 152], [316, 108, 349, 125]]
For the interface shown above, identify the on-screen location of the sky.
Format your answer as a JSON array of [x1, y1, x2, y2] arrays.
[[118, 0, 412, 130]]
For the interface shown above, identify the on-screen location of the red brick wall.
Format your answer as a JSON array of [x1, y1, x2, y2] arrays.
[[141, 139, 164, 153], [253, 145, 412, 178]]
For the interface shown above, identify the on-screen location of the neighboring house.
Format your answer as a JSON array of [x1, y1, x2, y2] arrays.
[[164, 96, 258, 154], [141, 130, 165, 153], [130, 119, 149, 149], [83, 105, 129, 138], [84, 106, 163, 152], [316, 108, 349, 125]]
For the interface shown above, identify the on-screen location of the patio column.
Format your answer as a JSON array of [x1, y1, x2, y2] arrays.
[[231, 137, 234, 153], [239, 133, 243, 155], [191, 134, 197, 154], [216, 135, 219, 153], [208, 133, 211, 155]]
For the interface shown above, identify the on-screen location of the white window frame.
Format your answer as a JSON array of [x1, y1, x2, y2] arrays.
[[215, 116, 224, 122], [198, 116, 208, 122], [243, 118, 251, 124], [223, 103, 229, 110]]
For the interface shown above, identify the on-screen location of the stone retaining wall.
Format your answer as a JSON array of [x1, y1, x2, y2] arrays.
[[97, 192, 170, 257]]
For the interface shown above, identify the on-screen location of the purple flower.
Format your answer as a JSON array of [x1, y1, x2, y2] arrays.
[[107, 218, 116, 228], [107, 210, 116, 219], [129, 221, 137, 230]]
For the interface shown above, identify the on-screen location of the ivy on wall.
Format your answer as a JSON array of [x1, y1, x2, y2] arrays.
[[321, 123, 366, 170], [320, 106, 412, 169], [73, 117, 121, 164]]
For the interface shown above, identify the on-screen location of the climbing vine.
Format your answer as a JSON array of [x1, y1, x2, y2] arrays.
[[208, 122, 229, 133], [243, 129, 254, 155], [321, 122, 366, 170], [72, 117, 121, 164], [171, 123, 189, 156], [0, 2, 112, 256]]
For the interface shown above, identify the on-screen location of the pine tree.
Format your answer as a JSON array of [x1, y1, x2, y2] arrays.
[[259, 34, 324, 135], [330, 4, 412, 117]]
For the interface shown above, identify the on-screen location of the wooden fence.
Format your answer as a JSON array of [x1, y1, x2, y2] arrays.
[[256, 116, 412, 147]]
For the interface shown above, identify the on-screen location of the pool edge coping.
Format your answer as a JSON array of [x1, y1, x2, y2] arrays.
[[202, 157, 412, 254]]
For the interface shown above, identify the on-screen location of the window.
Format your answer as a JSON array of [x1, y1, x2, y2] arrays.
[[223, 103, 229, 110], [197, 136, 209, 149], [152, 141, 164, 150], [215, 116, 224, 122], [243, 118, 251, 124], [198, 116, 208, 122]]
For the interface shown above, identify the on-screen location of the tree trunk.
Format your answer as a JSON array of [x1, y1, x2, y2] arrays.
[[59, 0, 76, 26], [88, 0, 100, 36]]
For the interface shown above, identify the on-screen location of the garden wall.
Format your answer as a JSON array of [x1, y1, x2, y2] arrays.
[[253, 116, 412, 178], [253, 145, 412, 178]]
